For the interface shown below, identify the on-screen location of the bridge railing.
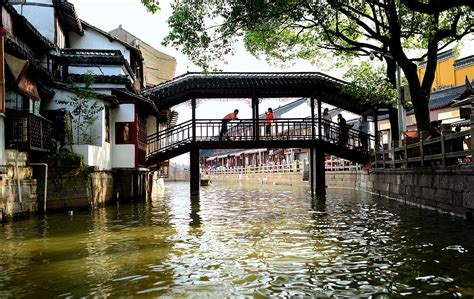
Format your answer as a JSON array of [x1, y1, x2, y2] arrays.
[[371, 128, 472, 168], [147, 118, 375, 158], [208, 159, 361, 175]]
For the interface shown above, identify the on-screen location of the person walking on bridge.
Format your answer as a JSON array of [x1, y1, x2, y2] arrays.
[[265, 107, 274, 137], [337, 113, 349, 147], [358, 115, 369, 152], [219, 109, 239, 141], [322, 108, 332, 140]]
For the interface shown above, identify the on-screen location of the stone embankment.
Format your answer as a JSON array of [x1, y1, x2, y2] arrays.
[[44, 168, 113, 211], [211, 167, 474, 219]]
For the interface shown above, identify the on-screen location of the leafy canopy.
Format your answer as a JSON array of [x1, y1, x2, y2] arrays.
[[161, 0, 473, 71], [343, 62, 398, 108], [158, 0, 473, 132]]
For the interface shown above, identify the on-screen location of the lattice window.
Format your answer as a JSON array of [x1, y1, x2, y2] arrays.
[[137, 115, 147, 151]]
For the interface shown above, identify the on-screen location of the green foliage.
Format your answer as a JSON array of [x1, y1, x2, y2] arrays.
[[141, 0, 159, 13], [158, 0, 473, 131], [55, 149, 84, 168], [56, 72, 104, 145], [343, 62, 398, 108], [162, 1, 472, 71], [64, 112, 73, 145]]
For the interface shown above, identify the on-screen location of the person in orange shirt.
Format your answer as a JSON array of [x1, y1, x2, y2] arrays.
[[265, 107, 274, 136], [219, 109, 239, 141]]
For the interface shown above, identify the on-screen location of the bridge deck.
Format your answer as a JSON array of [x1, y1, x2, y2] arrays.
[[146, 118, 372, 165]]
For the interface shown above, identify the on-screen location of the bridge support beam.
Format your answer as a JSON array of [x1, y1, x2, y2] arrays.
[[310, 146, 326, 194], [190, 147, 200, 197]]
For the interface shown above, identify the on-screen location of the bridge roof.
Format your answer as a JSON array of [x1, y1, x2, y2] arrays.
[[142, 72, 374, 114]]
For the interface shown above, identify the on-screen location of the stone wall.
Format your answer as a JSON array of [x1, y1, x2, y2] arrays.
[[356, 168, 474, 218], [44, 168, 113, 211], [211, 167, 474, 218], [210, 171, 308, 186], [0, 165, 38, 220]]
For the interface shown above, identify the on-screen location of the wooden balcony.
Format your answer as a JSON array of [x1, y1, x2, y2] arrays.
[[5, 110, 52, 153]]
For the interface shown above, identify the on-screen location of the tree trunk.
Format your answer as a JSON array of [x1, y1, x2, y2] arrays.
[[410, 86, 431, 132], [386, 59, 400, 141], [396, 57, 432, 133]]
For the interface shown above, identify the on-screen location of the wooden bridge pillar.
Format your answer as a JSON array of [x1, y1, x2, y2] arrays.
[[252, 97, 259, 140], [190, 147, 200, 196], [310, 146, 326, 194]]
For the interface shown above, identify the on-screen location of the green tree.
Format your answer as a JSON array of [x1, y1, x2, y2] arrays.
[[157, 0, 473, 133], [56, 72, 103, 145], [343, 62, 402, 141], [141, 0, 159, 13]]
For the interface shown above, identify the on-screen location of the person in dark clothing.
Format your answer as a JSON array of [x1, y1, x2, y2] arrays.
[[337, 114, 349, 147], [219, 109, 239, 141], [358, 115, 369, 152]]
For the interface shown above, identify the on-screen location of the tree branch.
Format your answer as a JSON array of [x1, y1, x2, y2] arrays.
[[400, 0, 474, 14]]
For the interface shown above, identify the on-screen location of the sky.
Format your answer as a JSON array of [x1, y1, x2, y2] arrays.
[[69, 0, 320, 77]]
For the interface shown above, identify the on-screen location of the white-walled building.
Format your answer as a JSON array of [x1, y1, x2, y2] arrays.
[[7, 0, 171, 201]]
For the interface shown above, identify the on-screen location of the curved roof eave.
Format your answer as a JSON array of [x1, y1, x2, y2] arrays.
[[142, 72, 374, 115]]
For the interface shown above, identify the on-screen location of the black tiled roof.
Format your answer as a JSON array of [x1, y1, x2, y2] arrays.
[[431, 84, 471, 109], [50, 49, 135, 78], [377, 83, 472, 121], [142, 72, 374, 114], [454, 55, 474, 69], [3, 1, 55, 50], [48, 81, 120, 107], [112, 89, 158, 113], [4, 36, 52, 81], [67, 74, 130, 85], [54, 0, 83, 35]]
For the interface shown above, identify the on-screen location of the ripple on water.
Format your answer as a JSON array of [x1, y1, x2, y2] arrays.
[[1, 183, 474, 297]]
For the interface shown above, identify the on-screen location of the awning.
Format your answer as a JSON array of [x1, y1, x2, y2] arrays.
[[17, 72, 40, 100], [5, 53, 40, 100], [5, 53, 28, 81]]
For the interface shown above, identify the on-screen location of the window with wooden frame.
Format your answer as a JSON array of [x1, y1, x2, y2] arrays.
[[105, 108, 110, 143]]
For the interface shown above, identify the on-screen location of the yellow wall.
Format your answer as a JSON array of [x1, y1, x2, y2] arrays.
[[418, 56, 457, 91], [455, 64, 474, 86]]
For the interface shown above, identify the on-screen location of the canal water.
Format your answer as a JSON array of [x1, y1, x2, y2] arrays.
[[1, 182, 474, 298]]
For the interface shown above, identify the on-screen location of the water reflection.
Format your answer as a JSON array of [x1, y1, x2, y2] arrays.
[[1, 182, 474, 297], [190, 195, 201, 228], [311, 192, 326, 213]]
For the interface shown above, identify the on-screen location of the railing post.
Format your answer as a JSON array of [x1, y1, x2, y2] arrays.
[[252, 97, 259, 141], [191, 98, 196, 142], [405, 139, 408, 168], [392, 142, 395, 168], [420, 137, 424, 167], [382, 146, 386, 168], [441, 134, 446, 167]]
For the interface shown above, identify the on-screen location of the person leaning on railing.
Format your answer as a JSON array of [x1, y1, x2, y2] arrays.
[[219, 109, 239, 141]]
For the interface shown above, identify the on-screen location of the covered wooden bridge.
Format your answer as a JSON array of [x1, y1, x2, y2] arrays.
[[143, 72, 377, 196]]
